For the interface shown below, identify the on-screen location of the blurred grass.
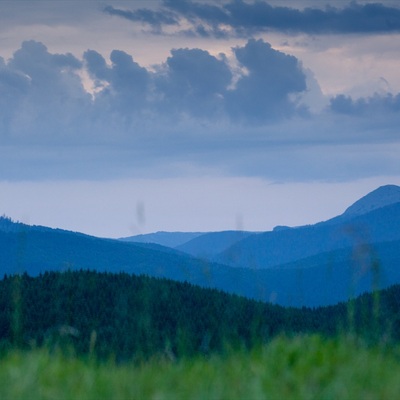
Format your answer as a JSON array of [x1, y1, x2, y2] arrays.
[[1, 334, 400, 400]]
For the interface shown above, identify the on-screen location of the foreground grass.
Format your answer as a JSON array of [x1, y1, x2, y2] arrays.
[[1, 335, 400, 399]]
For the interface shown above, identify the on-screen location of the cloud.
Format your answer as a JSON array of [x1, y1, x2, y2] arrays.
[[155, 47, 232, 117], [330, 93, 400, 115], [84, 38, 306, 122], [103, 5, 179, 33], [108, 50, 150, 95], [226, 39, 307, 121], [104, 1, 400, 37], [162, 0, 232, 38], [84, 49, 111, 83], [223, 1, 400, 34], [84, 48, 151, 127], [10, 40, 82, 82], [1, 39, 400, 183], [0, 59, 31, 133], [1, 41, 90, 142], [4, 39, 305, 148], [2, 39, 395, 140]]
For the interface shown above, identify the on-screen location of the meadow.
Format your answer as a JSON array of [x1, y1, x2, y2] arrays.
[[1, 335, 400, 399]]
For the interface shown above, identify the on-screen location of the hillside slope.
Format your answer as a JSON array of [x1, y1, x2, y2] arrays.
[[119, 231, 204, 248], [215, 194, 400, 269], [343, 184, 400, 217], [1, 219, 400, 306], [176, 230, 256, 258]]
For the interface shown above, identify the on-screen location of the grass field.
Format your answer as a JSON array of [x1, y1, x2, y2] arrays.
[[1, 334, 400, 399]]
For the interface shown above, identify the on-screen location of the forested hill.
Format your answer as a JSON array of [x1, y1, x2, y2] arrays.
[[1, 270, 399, 361]]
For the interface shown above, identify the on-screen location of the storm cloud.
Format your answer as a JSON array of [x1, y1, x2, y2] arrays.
[[104, 1, 400, 37]]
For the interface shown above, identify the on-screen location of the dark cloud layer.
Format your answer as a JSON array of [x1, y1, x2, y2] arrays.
[[104, 1, 400, 37], [1, 39, 400, 181], [84, 37, 306, 123], [0, 38, 308, 148], [2, 38, 399, 142], [103, 5, 179, 33], [330, 93, 400, 116]]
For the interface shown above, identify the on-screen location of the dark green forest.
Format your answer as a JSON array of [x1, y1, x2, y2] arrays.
[[1, 270, 400, 362]]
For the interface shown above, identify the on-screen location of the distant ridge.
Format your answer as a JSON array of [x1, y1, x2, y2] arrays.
[[176, 230, 256, 258], [212, 186, 400, 271], [343, 185, 400, 217], [2, 184, 400, 306], [119, 231, 204, 248]]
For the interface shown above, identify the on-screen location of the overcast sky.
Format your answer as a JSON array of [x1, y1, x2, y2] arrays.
[[1, 0, 400, 237]]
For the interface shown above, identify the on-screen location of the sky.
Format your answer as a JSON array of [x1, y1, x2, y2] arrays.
[[1, 0, 400, 238]]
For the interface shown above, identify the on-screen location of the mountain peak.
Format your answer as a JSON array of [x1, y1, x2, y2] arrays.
[[343, 184, 400, 217]]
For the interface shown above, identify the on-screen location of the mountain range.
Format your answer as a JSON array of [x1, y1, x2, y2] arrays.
[[122, 185, 400, 269], [1, 184, 400, 307]]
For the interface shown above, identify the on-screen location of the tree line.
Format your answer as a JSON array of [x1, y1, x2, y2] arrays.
[[0, 270, 398, 361]]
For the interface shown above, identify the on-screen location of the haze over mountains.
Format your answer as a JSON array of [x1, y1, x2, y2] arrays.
[[123, 185, 400, 268], [1, 185, 400, 307], [120, 232, 204, 248]]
